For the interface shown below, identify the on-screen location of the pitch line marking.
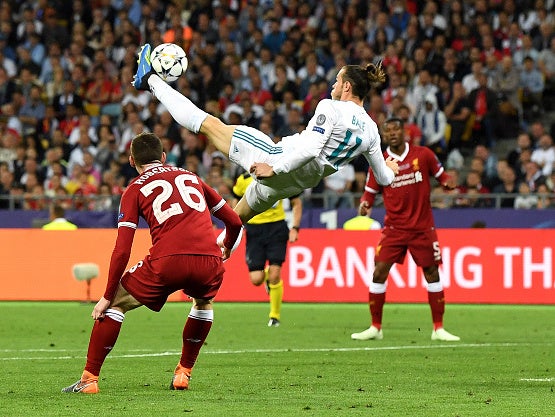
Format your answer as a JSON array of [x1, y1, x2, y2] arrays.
[[519, 378, 554, 382], [0, 342, 540, 361]]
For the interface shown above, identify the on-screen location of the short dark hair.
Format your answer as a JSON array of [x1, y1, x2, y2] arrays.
[[384, 117, 404, 128], [130, 132, 163, 166], [50, 204, 65, 218]]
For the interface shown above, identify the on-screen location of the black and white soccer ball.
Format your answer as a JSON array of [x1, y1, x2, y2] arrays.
[[150, 43, 188, 82]]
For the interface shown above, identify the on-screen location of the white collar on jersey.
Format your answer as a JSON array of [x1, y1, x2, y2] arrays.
[[386, 143, 409, 161]]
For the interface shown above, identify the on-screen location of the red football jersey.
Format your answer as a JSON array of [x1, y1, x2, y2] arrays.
[[363, 144, 448, 231], [104, 163, 241, 300]]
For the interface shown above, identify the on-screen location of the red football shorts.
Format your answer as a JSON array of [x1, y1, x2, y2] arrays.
[[121, 254, 225, 312], [374, 227, 442, 267]]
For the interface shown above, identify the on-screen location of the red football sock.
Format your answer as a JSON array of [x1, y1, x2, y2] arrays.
[[428, 290, 446, 330], [180, 309, 213, 369], [84, 310, 124, 377], [369, 292, 386, 330]]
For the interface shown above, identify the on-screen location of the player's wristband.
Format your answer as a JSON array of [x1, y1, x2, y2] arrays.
[[291, 226, 300, 232]]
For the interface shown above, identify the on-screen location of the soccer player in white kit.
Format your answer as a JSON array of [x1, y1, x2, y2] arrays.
[[133, 44, 399, 224]]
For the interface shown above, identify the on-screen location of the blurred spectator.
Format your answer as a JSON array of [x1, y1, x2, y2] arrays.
[[39, 42, 67, 86], [245, 66, 272, 106], [507, 132, 533, 171], [533, 19, 553, 52], [270, 64, 296, 103], [514, 181, 539, 209], [0, 67, 16, 107], [458, 169, 491, 205], [0, 168, 15, 209], [531, 133, 555, 176], [473, 145, 499, 186], [323, 163, 355, 209], [68, 115, 97, 147], [16, 44, 41, 77], [443, 81, 471, 152], [522, 160, 547, 192], [42, 8, 69, 49], [18, 84, 45, 136], [297, 52, 325, 100], [41, 146, 68, 180], [416, 93, 447, 161], [519, 56, 545, 121], [467, 71, 498, 148], [275, 107, 303, 140], [24, 182, 46, 210], [492, 165, 520, 208], [489, 158, 511, 190], [396, 103, 422, 147], [536, 183, 555, 209], [529, 120, 546, 144], [53, 80, 83, 120], [160, 136, 179, 167], [68, 131, 97, 174], [92, 182, 114, 211], [462, 61, 484, 95], [0, 45, 17, 77], [538, 36, 555, 109], [513, 34, 539, 69], [16, 7, 43, 41], [491, 55, 522, 128], [84, 65, 112, 119], [263, 17, 286, 55], [20, 157, 44, 188], [406, 68, 438, 118], [81, 151, 101, 185]]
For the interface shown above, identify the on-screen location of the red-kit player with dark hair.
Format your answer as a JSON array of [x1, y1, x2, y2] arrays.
[[62, 132, 243, 394], [351, 117, 460, 342]]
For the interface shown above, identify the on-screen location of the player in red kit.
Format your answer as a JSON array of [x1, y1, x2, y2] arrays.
[[351, 117, 460, 342], [62, 132, 243, 394]]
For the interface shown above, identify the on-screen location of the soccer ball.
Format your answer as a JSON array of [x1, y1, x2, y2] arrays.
[[150, 43, 188, 82]]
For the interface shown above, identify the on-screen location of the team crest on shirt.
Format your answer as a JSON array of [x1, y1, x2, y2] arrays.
[[118, 212, 124, 220], [316, 114, 326, 125], [412, 158, 420, 171]]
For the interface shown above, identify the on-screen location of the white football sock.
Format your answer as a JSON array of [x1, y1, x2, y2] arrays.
[[148, 75, 208, 134]]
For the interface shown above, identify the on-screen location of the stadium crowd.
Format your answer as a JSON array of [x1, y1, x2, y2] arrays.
[[0, 0, 555, 212]]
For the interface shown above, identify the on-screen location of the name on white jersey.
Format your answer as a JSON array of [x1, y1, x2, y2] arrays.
[[351, 116, 365, 131]]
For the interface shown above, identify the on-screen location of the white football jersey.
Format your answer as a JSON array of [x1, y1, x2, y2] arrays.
[[274, 99, 394, 187]]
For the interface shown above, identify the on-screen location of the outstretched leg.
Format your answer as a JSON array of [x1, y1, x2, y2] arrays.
[[62, 285, 142, 393], [134, 44, 236, 158], [148, 75, 236, 156]]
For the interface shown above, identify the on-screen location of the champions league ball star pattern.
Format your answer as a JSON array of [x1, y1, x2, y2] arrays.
[[150, 43, 188, 82]]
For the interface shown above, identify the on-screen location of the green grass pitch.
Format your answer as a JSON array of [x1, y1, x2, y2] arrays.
[[1, 302, 553, 417]]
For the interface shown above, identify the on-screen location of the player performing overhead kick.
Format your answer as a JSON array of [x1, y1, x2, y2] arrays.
[[133, 43, 399, 228]]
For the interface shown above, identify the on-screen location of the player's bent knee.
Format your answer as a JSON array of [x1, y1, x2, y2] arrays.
[[109, 284, 142, 313], [250, 278, 264, 286], [193, 298, 213, 309]]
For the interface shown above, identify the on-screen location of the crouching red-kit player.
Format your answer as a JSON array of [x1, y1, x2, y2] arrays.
[[351, 117, 460, 342], [62, 132, 243, 393]]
